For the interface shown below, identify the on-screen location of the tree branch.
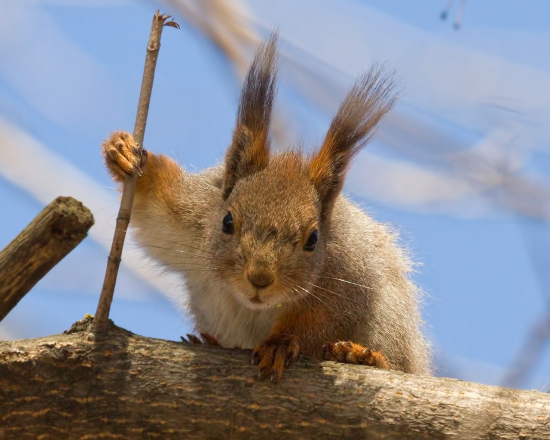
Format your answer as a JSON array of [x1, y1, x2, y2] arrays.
[[0, 196, 93, 322], [1, 316, 549, 439]]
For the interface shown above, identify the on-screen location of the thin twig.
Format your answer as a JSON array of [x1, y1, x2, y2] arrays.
[[501, 222, 550, 388], [501, 312, 550, 388], [92, 11, 179, 334]]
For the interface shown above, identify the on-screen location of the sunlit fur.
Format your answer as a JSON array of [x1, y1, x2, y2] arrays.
[[102, 35, 431, 375]]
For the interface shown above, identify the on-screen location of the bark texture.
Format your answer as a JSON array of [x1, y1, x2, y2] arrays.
[[0, 316, 549, 440], [0, 197, 93, 322]]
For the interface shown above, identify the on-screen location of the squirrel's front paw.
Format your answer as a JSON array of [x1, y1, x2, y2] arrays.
[[252, 334, 300, 381], [102, 131, 147, 182], [323, 341, 389, 369]]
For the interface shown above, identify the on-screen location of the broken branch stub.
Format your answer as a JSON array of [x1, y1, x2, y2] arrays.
[[0, 196, 94, 322]]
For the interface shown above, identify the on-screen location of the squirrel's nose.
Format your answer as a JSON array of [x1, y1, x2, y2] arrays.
[[247, 269, 274, 289]]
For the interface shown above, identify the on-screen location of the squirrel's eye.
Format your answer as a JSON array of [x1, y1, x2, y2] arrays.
[[304, 229, 318, 252], [222, 212, 234, 234]]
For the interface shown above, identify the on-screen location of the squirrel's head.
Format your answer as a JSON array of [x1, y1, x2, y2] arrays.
[[210, 34, 397, 310]]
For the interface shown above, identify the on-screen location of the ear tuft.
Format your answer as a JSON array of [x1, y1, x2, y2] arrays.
[[223, 33, 278, 200], [310, 64, 398, 219], [223, 126, 256, 199]]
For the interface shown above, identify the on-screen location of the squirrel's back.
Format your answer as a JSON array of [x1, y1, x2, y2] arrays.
[[329, 197, 430, 374]]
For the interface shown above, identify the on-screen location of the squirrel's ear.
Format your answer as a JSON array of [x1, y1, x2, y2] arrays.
[[309, 65, 397, 220], [223, 33, 278, 200]]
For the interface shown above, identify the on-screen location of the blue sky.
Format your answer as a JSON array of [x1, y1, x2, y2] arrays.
[[1, 0, 549, 390]]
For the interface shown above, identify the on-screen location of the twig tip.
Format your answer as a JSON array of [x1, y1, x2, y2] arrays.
[[154, 11, 179, 29]]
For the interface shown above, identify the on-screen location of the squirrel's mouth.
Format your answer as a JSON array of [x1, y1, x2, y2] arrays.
[[249, 294, 263, 304], [230, 282, 284, 310]]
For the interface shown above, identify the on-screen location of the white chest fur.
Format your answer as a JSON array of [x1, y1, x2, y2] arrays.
[[184, 275, 277, 349]]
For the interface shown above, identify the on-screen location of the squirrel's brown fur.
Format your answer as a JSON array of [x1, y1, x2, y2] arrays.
[[102, 35, 430, 380]]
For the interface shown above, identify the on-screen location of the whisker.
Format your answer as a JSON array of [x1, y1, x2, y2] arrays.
[[302, 280, 350, 300], [316, 276, 373, 290], [131, 229, 242, 261], [292, 283, 326, 306]]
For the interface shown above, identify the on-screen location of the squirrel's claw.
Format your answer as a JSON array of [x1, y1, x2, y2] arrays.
[[180, 333, 220, 346], [323, 341, 390, 369], [186, 333, 202, 344], [199, 332, 220, 345], [252, 334, 300, 381]]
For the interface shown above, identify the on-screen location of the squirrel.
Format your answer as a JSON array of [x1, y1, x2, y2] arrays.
[[102, 34, 430, 380]]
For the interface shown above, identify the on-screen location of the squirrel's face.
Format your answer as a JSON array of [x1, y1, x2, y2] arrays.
[[212, 154, 326, 310], [209, 34, 395, 309]]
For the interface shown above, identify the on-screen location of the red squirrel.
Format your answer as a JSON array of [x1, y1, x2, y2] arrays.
[[102, 34, 430, 380]]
